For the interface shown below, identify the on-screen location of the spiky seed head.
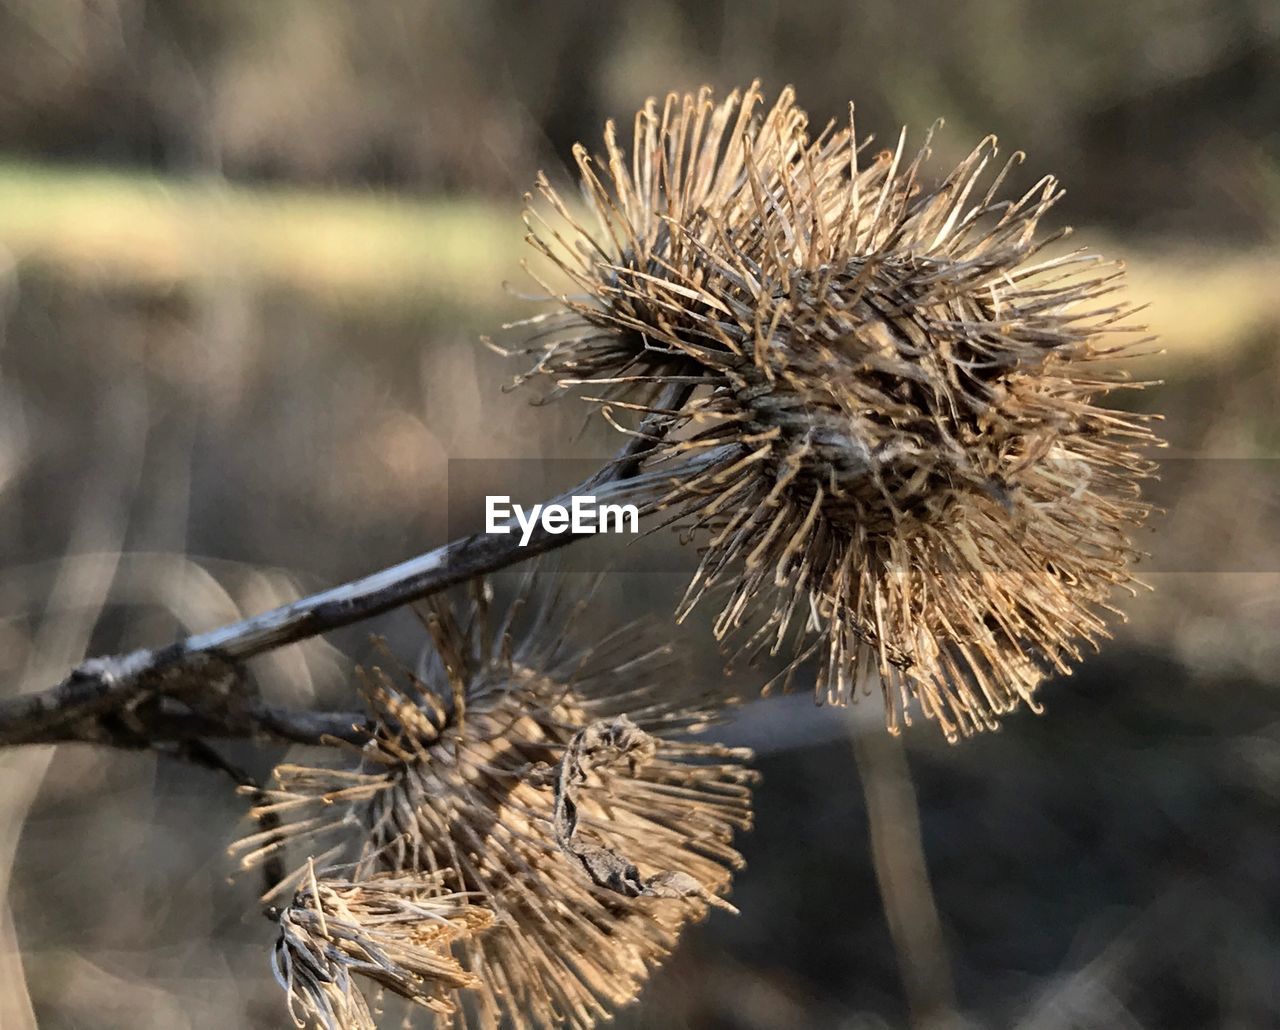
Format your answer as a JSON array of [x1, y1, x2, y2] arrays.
[[273, 873, 490, 1030], [235, 578, 757, 1029], [506, 86, 1160, 742]]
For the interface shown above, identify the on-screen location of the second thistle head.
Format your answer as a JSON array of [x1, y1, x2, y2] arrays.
[[235, 575, 757, 1028], [508, 86, 1160, 742]]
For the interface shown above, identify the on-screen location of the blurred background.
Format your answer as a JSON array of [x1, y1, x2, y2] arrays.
[[1, 1, 1279, 1027]]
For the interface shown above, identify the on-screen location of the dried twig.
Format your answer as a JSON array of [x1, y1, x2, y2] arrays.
[[0, 390, 712, 753]]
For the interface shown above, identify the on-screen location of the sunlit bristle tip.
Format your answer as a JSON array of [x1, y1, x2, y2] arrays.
[[506, 81, 813, 398], [234, 575, 758, 1028], [504, 85, 1161, 742]]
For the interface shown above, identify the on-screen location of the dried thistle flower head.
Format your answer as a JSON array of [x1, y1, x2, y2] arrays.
[[507, 85, 1160, 742], [274, 871, 491, 1030], [235, 577, 757, 1028]]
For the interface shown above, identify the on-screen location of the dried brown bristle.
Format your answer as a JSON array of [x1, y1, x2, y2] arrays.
[[234, 576, 758, 1028], [509, 85, 1160, 742], [499, 82, 808, 401]]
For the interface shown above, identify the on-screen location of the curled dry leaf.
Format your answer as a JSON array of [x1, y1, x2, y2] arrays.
[[550, 715, 739, 913]]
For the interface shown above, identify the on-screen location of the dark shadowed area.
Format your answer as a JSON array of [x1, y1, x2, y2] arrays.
[[1, 2, 1278, 1027]]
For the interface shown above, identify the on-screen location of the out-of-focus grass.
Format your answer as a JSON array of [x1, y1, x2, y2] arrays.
[[0, 160, 522, 315], [1, 160, 1278, 356], [1115, 239, 1280, 366]]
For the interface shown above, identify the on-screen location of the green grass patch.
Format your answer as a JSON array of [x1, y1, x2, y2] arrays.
[[0, 159, 1277, 357], [0, 159, 524, 315]]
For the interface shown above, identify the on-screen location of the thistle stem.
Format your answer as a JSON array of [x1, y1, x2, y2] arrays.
[[849, 709, 958, 1025], [0, 385, 706, 751]]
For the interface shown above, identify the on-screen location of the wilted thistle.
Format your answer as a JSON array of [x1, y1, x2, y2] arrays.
[[274, 872, 491, 1030], [509, 84, 1159, 741], [234, 576, 757, 1028]]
